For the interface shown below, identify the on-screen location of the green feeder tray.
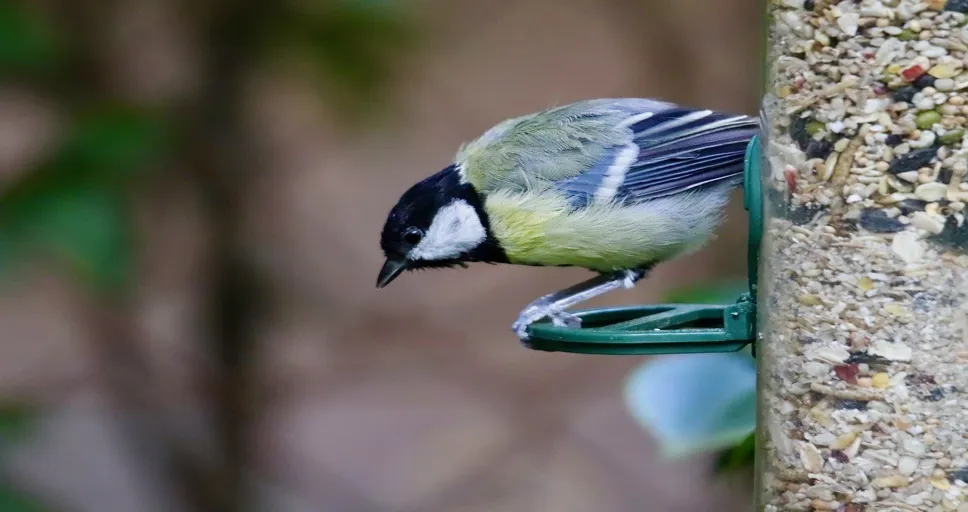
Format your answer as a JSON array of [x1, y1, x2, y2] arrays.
[[525, 135, 764, 356]]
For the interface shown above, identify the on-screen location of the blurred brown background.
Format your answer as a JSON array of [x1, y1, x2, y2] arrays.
[[0, 0, 761, 510]]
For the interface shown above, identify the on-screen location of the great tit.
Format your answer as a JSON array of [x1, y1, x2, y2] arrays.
[[376, 98, 758, 342]]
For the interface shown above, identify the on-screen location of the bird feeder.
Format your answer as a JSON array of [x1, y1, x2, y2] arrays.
[[524, 135, 764, 357], [752, 2, 968, 510]]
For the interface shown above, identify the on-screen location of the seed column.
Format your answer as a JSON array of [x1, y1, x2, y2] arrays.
[[757, 1, 968, 511]]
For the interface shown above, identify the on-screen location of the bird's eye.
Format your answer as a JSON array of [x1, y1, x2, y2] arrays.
[[403, 228, 423, 244]]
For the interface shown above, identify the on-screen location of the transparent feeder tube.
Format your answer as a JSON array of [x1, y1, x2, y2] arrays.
[[756, 2, 968, 511]]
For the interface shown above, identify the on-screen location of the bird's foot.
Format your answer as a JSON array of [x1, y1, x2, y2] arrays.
[[622, 269, 639, 289], [512, 298, 582, 344]]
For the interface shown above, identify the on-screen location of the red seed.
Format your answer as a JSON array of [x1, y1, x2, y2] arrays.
[[830, 449, 850, 463], [902, 64, 927, 82], [834, 363, 860, 384], [783, 168, 798, 193]]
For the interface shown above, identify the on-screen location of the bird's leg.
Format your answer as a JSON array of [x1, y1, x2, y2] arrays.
[[513, 266, 654, 343]]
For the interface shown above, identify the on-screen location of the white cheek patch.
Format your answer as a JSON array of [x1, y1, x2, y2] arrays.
[[409, 199, 487, 261]]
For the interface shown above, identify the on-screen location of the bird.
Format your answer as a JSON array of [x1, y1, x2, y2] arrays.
[[375, 98, 759, 343]]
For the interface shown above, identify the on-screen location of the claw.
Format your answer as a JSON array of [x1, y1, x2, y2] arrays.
[[550, 311, 582, 329], [512, 298, 582, 343], [622, 269, 639, 289]]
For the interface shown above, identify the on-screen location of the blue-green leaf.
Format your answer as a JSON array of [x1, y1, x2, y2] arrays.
[[624, 352, 756, 459]]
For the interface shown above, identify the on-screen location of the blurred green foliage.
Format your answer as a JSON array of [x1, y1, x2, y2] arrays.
[[0, 402, 43, 511], [0, 0, 413, 292], [0, 402, 36, 446], [0, 0, 166, 294], [0, 1, 59, 76], [268, 0, 415, 117], [0, 108, 166, 292], [662, 279, 748, 305], [0, 485, 45, 512], [0, 0, 415, 508], [715, 431, 755, 474]]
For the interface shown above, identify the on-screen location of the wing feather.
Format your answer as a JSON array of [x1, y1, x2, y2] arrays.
[[457, 99, 674, 193], [555, 105, 759, 206]]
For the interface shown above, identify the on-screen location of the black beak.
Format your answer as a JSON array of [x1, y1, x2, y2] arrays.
[[376, 258, 407, 288]]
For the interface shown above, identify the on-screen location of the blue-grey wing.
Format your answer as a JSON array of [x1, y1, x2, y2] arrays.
[[555, 107, 759, 207]]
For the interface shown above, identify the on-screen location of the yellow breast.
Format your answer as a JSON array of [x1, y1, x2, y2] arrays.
[[483, 188, 721, 272]]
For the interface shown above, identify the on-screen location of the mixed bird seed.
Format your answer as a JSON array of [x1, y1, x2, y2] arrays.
[[760, 0, 968, 510]]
